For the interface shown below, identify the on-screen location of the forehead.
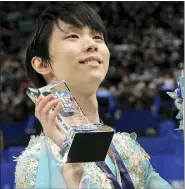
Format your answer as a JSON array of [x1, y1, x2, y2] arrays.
[[57, 21, 76, 31], [53, 20, 102, 34]]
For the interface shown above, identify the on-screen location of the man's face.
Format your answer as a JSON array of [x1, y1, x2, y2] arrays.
[[48, 21, 110, 91]]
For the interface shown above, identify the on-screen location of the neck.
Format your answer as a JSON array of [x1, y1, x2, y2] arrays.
[[72, 90, 99, 123]]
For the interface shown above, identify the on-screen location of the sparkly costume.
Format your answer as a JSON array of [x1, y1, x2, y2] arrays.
[[14, 132, 172, 189]]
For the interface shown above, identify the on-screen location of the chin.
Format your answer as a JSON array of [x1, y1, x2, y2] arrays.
[[89, 70, 105, 80], [87, 73, 105, 88]]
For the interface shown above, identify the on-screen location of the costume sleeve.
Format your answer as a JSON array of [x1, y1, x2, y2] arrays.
[[113, 132, 173, 189], [15, 136, 90, 189], [14, 136, 67, 189], [143, 158, 173, 189], [14, 145, 42, 189], [132, 136, 173, 188]]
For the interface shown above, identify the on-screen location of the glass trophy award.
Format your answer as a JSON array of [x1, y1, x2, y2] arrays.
[[27, 80, 114, 163]]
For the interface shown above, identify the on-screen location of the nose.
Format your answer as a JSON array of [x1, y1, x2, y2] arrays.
[[84, 38, 98, 53]]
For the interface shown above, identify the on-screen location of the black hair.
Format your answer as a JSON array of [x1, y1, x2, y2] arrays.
[[26, 2, 107, 88]]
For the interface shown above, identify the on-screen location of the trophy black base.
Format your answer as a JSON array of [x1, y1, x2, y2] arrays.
[[64, 131, 114, 163]]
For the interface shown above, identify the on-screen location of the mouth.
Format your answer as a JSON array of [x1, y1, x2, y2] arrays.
[[79, 60, 102, 64], [79, 56, 103, 64]]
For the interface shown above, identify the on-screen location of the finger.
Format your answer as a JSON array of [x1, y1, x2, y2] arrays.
[[36, 95, 43, 105], [35, 95, 54, 117], [40, 98, 60, 118], [49, 102, 63, 123]]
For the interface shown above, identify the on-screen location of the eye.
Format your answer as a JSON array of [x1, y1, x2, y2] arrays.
[[66, 34, 79, 39], [93, 35, 104, 41]]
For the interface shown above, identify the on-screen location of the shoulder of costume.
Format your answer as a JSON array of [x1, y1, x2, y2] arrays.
[[113, 132, 150, 160], [13, 133, 45, 162]]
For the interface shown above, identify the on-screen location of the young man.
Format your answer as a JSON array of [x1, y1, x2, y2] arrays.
[[15, 2, 173, 189]]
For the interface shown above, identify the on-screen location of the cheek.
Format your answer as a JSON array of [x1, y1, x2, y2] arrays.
[[103, 47, 110, 73], [52, 47, 79, 78], [55, 45, 78, 65], [54, 40, 79, 60]]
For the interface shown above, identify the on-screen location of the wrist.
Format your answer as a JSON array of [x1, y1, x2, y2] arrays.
[[47, 131, 64, 149]]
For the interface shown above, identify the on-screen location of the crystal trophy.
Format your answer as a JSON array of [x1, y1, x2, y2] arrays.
[[27, 80, 114, 163]]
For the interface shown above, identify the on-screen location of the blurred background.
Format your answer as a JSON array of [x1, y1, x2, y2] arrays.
[[0, 1, 184, 189]]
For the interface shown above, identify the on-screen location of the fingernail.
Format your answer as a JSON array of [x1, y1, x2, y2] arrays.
[[49, 95, 54, 99]]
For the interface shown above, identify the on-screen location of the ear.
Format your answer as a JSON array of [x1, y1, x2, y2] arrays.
[[31, 56, 52, 75]]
